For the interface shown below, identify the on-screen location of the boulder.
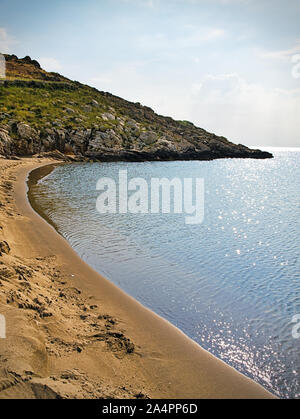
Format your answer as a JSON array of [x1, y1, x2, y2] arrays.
[[157, 138, 177, 151], [124, 120, 140, 138], [87, 129, 121, 152], [126, 119, 138, 129], [101, 113, 115, 121], [17, 123, 38, 141], [10, 123, 40, 155], [0, 128, 12, 155], [139, 131, 157, 145]]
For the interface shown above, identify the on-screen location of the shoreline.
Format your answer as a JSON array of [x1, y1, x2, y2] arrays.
[[0, 157, 276, 399], [27, 162, 67, 234]]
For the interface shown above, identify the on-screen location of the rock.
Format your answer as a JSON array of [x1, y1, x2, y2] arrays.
[[0, 128, 12, 155], [68, 130, 90, 154], [158, 138, 177, 151], [64, 107, 75, 114], [0, 113, 11, 120], [9, 155, 21, 160], [126, 120, 138, 129], [0, 241, 10, 256], [90, 99, 99, 107], [116, 117, 125, 126], [139, 131, 157, 145], [87, 129, 121, 152], [52, 120, 62, 127], [8, 123, 41, 155], [22, 55, 41, 68], [125, 120, 140, 137], [101, 113, 115, 121], [16, 123, 38, 141], [35, 150, 72, 161]]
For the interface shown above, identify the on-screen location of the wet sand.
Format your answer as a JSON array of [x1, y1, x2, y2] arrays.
[[0, 157, 276, 399]]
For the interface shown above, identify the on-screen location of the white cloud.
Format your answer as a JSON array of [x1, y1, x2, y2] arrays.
[[114, 0, 157, 7], [215, 0, 250, 3], [136, 27, 226, 51], [260, 41, 300, 62], [38, 57, 62, 72], [188, 73, 300, 147], [186, 28, 226, 43], [88, 65, 300, 147], [180, 0, 251, 4], [87, 60, 300, 148], [0, 28, 16, 53]]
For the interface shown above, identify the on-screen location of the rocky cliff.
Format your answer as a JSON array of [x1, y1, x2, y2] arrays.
[[0, 55, 272, 161]]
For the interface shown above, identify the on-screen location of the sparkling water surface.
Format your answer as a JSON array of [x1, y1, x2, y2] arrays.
[[30, 149, 300, 398]]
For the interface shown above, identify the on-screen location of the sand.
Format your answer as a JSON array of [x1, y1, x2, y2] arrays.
[[0, 157, 276, 399]]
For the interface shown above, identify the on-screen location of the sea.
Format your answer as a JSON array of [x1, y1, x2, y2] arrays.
[[29, 148, 300, 398]]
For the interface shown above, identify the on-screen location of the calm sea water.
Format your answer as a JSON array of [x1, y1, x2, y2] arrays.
[[30, 149, 300, 398]]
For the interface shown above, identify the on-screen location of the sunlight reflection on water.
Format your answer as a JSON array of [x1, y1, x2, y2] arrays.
[[30, 150, 300, 398]]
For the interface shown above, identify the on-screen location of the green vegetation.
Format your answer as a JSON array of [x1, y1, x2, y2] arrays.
[[0, 55, 186, 143], [0, 82, 120, 131], [1, 54, 270, 161], [178, 120, 195, 127]]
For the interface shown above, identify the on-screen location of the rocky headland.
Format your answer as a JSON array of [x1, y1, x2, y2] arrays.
[[0, 55, 272, 162]]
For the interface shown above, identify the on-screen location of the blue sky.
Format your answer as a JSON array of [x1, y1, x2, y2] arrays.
[[1, 0, 300, 147]]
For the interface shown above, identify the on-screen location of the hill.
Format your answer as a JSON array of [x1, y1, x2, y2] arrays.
[[0, 54, 272, 161]]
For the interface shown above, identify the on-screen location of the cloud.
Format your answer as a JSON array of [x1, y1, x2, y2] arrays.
[[214, 0, 250, 3], [116, 0, 250, 4], [260, 41, 300, 62], [113, 0, 157, 7], [188, 73, 300, 147], [142, 0, 155, 6], [186, 28, 226, 43], [0, 28, 16, 53], [38, 57, 62, 72], [178, 0, 252, 4], [88, 64, 300, 147], [88, 59, 300, 147], [136, 27, 226, 51]]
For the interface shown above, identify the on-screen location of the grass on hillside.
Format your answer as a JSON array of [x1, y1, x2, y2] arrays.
[[0, 82, 134, 133]]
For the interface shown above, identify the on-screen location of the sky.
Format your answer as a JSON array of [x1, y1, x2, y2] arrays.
[[0, 0, 300, 147]]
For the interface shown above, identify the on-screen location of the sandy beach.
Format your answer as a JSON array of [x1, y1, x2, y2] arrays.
[[0, 157, 275, 399]]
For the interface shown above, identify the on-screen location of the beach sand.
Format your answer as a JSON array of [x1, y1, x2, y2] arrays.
[[0, 157, 276, 399]]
